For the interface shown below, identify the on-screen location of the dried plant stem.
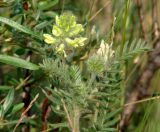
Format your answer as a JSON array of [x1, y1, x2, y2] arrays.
[[88, 1, 110, 22], [15, 75, 30, 90], [41, 91, 51, 131], [136, 0, 147, 40], [13, 94, 39, 132], [124, 95, 160, 107]]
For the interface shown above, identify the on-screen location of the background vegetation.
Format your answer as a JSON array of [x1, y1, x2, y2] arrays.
[[0, 0, 160, 132]]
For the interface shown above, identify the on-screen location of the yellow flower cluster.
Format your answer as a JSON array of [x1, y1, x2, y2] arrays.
[[43, 13, 87, 56]]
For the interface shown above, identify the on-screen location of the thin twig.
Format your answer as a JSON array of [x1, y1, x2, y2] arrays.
[[13, 94, 39, 132], [89, 0, 97, 18], [15, 75, 30, 90], [89, 1, 110, 22], [124, 95, 160, 107]]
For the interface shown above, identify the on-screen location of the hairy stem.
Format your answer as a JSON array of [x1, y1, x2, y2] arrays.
[[62, 99, 80, 132], [73, 105, 80, 132]]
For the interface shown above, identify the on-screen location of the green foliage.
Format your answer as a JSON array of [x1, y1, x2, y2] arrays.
[[87, 55, 105, 75], [0, 89, 14, 119], [0, 0, 155, 132], [38, 0, 59, 10], [0, 86, 13, 91], [0, 55, 39, 70], [116, 39, 150, 60], [0, 16, 41, 40]]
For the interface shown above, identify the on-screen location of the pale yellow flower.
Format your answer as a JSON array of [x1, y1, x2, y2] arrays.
[[97, 40, 114, 62], [52, 25, 62, 37], [43, 13, 87, 57], [65, 37, 87, 48], [55, 44, 65, 53], [43, 34, 56, 44]]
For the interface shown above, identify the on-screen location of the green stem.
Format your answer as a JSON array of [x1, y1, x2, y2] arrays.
[[120, 0, 131, 56], [73, 105, 80, 132], [62, 99, 80, 132], [89, 73, 96, 86], [120, 0, 131, 108]]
